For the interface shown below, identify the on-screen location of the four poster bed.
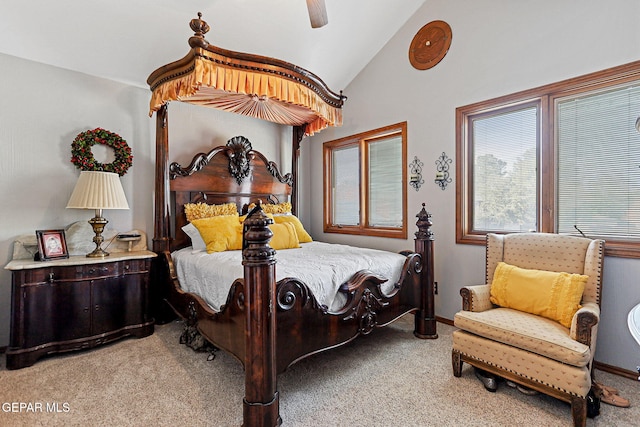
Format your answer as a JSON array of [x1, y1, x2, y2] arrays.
[[148, 14, 437, 427]]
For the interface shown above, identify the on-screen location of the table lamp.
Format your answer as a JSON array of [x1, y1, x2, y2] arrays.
[[66, 171, 129, 257]]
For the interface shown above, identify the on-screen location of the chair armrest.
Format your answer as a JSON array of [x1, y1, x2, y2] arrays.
[[570, 302, 600, 346], [460, 284, 493, 312]]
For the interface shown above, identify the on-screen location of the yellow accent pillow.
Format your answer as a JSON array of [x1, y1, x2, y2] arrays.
[[191, 215, 243, 253], [185, 202, 238, 222], [268, 222, 300, 250], [490, 262, 588, 328], [247, 202, 292, 214], [273, 215, 312, 243]]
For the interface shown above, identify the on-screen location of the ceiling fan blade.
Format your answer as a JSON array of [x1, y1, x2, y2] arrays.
[[306, 0, 328, 28]]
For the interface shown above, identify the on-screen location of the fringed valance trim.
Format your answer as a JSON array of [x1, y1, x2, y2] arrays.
[[149, 54, 342, 135], [147, 14, 343, 136]]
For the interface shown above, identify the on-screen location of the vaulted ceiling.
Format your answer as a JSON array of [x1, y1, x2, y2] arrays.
[[0, 0, 427, 92]]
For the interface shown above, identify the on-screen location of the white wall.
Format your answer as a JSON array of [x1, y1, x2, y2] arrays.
[[163, 101, 284, 168], [0, 53, 153, 347], [305, 0, 640, 372], [0, 53, 284, 348]]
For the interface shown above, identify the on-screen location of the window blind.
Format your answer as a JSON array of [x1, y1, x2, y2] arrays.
[[557, 85, 640, 238], [472, 106, 538, 232], [332, 145, 360, 225], [368, 136, 402, 227]]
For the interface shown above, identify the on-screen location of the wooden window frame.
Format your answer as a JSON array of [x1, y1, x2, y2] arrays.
[[323, 122, 408, 239], [456, 59, 640, 258]]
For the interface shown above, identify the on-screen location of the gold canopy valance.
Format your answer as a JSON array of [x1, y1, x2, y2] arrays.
[[147, 14, 345, 136]]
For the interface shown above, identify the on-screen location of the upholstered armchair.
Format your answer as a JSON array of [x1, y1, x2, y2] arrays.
[[452, 233, 605, 427]]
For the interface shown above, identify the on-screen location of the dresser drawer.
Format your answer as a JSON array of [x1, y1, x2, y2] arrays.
[[16, 263, 118, 284], [121, 258, 150, 275], [14, 259, 150, 286]]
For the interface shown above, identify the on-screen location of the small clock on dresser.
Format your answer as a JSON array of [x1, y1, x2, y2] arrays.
[[409, 20, 453, 70]]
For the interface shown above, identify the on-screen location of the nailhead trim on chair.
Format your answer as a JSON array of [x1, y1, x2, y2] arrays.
[[594, 240, 604, 305], [454, 308, 591, 367], [453, 328, 592, 397], [455, 349, 580, 397]]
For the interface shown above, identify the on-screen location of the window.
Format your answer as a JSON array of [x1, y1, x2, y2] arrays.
[[457, 60, 640, 258], [556, 86, 640, 240], [470, 103, 539, 233], [323, 122, 407, 238]]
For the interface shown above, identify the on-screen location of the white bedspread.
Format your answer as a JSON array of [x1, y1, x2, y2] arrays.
[[172, 241, 407, 312]]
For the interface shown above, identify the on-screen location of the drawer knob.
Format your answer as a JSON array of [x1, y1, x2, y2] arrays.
[[48, 273, 54, 283]]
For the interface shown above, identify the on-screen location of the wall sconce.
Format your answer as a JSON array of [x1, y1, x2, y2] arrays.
[[409, 156, 424, 191], [435, 152, 452, 191]]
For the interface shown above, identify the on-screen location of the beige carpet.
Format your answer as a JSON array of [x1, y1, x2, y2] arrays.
[[1, 317, 638, 426]]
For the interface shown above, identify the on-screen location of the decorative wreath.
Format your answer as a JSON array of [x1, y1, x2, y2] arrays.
[[70, 128, 133, 176]]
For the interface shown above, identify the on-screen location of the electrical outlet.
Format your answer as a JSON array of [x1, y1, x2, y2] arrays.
[[434, 281, 438, 295]]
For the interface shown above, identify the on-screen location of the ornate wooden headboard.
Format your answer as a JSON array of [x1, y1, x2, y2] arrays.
[[168, 136, 292, 251]]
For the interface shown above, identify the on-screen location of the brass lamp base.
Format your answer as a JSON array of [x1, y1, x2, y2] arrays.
[[87, 246, 110, 258], [87, 212, 109, 258]]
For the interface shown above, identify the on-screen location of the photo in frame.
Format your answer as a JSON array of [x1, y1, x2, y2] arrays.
[[36, 229, 69, 260]]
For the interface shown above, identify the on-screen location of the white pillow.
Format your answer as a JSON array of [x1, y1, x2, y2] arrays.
[[181, 223, 206, 252]]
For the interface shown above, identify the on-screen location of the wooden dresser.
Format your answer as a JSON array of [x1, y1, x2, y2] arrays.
[[5, 250, 156, 369]]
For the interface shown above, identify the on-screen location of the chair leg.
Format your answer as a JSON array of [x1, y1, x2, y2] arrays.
[[452, 350, 462, 377], [571, 396, 587, 427]]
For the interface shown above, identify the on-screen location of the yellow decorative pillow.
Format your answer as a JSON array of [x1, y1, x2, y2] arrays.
[[247, 202, 292, 214], [273, 215, 312, 243], [191, 215, 243, 253], [268, 222, 300, 250], [185, 202, 238, 222], [490, 262, 588, 328]]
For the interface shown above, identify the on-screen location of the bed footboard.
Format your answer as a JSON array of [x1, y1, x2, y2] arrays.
[[158, 203, 435, 427], [242, 203, 435, 426], [274, 254, 422, 372]]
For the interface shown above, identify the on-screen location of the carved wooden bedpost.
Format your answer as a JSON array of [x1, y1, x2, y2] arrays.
[[290, 125, 305, 216], [242, 205, 281, 427], [153, 103, 171, 253], [413, 203, 437, 339], [150, 104, 178, 324]]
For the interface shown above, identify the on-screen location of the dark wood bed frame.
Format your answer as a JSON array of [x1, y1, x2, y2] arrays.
[[151, 129, 436, 427], [148, 14, 436, 426]]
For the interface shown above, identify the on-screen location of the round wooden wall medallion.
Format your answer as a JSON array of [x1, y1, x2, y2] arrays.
[[409, 20, 452, 70]]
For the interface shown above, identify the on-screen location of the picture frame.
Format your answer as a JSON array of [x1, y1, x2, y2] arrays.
[[36, 229, 69, 261]]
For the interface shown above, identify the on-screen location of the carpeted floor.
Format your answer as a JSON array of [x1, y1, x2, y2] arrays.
[[0, 317, 638, 426]]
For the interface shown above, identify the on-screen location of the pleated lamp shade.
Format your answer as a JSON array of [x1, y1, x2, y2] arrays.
[[67, 171, 129, 210]]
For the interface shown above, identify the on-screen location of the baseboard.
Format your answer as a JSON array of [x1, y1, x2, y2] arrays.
[[436, 316, 638, 381], [594, 360, 639, 381], [437, 316, 454, 326]]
